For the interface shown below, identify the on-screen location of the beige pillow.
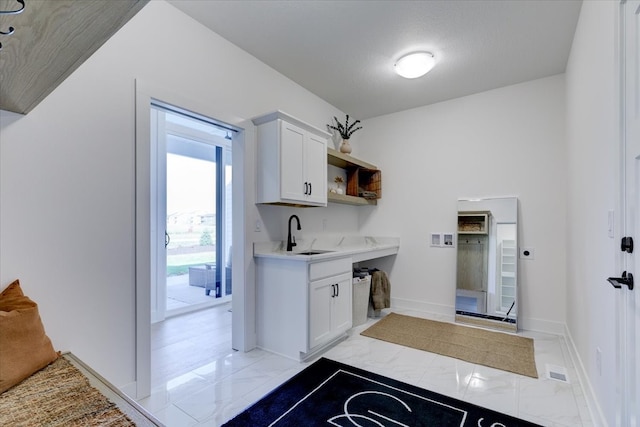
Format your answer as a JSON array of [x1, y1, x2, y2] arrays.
[[0, 279, 59, 394]]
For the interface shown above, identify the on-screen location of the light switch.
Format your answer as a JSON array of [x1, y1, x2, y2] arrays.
[[608, 210, 614, 239]]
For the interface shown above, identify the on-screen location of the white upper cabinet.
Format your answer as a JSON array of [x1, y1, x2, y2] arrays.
[[253, 111, 329, 207]]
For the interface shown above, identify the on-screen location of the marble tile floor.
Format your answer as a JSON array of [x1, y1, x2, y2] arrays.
[[137, 306, 594, 427]]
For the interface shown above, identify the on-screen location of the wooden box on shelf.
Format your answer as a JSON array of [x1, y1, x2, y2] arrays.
[[346, 168, 381, 200], [327, 147, 381, 206], [457, 213, 489, 234]]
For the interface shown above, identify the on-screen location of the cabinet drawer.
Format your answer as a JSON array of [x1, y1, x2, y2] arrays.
[[309, 257, 352, 281]]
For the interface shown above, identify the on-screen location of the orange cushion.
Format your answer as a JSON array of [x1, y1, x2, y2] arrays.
[[0, 279, 59, 393]]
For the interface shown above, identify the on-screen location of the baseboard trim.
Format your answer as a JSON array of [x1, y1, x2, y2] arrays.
[[518, 316, 566, 335], [119, 381, 138, 399], [564, 325, 608, 427], [390, 297, 455, 322], [391, 297, 564, 335]]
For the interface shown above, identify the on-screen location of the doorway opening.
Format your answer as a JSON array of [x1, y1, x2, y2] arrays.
[[151, 104, 234, 321], [135, 80, 251, 399]]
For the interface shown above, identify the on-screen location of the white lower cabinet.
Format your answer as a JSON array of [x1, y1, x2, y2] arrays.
[[256, 256, 353, 360], [309, 272, 352, 349]]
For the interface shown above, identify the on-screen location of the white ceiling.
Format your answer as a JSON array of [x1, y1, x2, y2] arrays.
[[168, 0, 582, 120]]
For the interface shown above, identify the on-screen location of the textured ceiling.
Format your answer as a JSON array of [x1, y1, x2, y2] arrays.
[[173, 0, 582, 120]]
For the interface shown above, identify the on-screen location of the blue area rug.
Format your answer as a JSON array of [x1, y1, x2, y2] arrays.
[[224, 357, 542, 426]]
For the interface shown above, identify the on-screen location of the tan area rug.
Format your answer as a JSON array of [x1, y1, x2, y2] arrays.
[[0, 357, 135, 426], [361, 313, 538, 378]]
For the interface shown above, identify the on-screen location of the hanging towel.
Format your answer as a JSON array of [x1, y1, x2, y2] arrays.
[[370, 270, 391, 310]]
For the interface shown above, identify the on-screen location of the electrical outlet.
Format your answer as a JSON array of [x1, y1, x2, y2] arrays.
[[596, 347, 602, 375], [443, 233, 455, 247], [520, 247, 535, 260], [431, 233, 455, 248]]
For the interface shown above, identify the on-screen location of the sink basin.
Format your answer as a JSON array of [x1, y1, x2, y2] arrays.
[[293, 250, 334, 255]]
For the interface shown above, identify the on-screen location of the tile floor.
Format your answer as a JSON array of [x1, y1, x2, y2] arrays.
[[166, 274, 224, 313], [136, 305, 594, 427]]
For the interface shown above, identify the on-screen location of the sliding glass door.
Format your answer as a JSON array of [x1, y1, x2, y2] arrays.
[[151, 104, 233, 321]]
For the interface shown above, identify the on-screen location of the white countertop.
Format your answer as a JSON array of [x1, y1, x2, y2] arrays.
[[253, 236, 400, 263]]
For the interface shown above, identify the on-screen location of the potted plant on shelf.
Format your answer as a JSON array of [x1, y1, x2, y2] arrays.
[[327, 115, 362, 154]]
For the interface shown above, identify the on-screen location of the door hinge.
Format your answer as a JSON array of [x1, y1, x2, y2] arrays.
[[621, 236, 633, 253]]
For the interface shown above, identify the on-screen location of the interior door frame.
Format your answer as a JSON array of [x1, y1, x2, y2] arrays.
[[134, 79, 250, 398], [150, 108, 167, 323]]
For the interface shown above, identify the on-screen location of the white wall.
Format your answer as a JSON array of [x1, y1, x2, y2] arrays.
[[0, 1, 352, 388], [565, 1, 618, 424], [357, 75, 568, 332]]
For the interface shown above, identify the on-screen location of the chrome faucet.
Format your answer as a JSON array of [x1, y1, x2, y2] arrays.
[[287, 214, 301, 251]]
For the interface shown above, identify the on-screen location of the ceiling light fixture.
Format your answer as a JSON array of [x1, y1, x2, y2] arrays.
[[394, 52, 435, 79]]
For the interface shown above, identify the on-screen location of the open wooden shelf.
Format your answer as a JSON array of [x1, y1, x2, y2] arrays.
[[327, 192, 377, 206], [327, 148, 381, 206], [327, 148, 377, 169]]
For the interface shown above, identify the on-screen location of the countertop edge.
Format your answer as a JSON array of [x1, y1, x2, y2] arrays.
[[253, 244, 399, 262]]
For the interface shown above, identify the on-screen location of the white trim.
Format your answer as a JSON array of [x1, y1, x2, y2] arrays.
[[391, 297, 455, 322], [150, 107, 165, 323], [134, 79, 251, 398], [134, 81, 152, 399], [118, 381, 137, 399], [617, 1, 639, 425], [232, 122, 256, 352], [392, 298, 565, 335], [517, 316, 566, 336], [564, 324, 608, 427]]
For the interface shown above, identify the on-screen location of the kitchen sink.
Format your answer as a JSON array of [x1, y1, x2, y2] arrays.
[[293, 250, 334, 255]]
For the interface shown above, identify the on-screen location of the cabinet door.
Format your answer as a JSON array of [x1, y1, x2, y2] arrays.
[[304, 133, 327, 205], [309, 276, 334, 349], [280, 121, 306, 202], [332, 274, 353, 334]]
